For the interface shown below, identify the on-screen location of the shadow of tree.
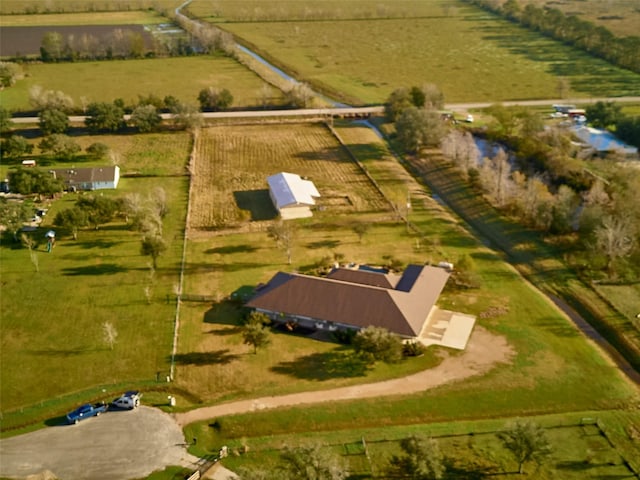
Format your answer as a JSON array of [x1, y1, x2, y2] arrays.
[[171, 349, 240, 366], [62, 263, 127, 275], [270, 350, 370, 380], [306, 239, 341, 249], [206, 244, 259, 255], [28, 348, 90, 357], [76, 239, 123, 249]]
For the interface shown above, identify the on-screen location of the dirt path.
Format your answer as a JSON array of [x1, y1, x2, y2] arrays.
[[174, 326, 513, 427]]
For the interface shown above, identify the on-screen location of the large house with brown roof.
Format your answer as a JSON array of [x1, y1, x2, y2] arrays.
[[247, 264, 456, 339], [50, 166, 120, 191]]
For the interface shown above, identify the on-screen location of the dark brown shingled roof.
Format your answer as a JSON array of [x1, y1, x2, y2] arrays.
[[326, 268, 399, 289], [247, 265, 450, 337]]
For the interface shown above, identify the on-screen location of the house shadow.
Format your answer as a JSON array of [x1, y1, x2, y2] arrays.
[[203, 301, 246, 326], [233, 190, 278, 221], [270, 350, 370, 380], [171, 349, 240, 366]]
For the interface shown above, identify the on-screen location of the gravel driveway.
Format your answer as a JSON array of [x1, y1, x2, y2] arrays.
[[0, 406, 200, 480]]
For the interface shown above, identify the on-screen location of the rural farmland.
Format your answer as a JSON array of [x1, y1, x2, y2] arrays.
[[1, 0, 640, 479]]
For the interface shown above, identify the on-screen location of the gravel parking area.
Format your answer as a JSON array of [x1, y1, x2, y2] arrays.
[[0, 406, 200, 480]]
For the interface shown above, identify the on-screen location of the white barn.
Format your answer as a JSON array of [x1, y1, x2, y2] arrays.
[[267, 172, 320, 220]]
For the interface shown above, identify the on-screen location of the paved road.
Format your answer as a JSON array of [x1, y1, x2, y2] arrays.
[[9, 96, 640, 124], [0, 407, 200, 480]]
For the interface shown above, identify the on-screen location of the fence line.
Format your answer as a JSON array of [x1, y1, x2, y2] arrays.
[[170, 129, 198, 381]]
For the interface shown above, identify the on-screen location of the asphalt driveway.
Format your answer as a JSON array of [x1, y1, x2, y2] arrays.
[[0, 406, 200, 480]]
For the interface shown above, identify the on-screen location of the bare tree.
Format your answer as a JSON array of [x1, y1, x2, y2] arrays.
[[267, 220, 295, 264], [595, 214, 636, 275], [102, 321, 118, 350]]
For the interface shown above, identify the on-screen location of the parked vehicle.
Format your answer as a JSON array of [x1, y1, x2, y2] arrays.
[[111, 390, 141, 410], [66, 402, 108, 424]]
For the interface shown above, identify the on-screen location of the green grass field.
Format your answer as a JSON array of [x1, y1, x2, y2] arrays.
[[0, 10, 165, 26], [0, 132, 191, 430], [0, 56, 286, 112], [213, 3, 640, 104]]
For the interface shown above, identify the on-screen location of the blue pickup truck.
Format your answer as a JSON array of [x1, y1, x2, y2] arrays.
[[66, 402, 108, 424]]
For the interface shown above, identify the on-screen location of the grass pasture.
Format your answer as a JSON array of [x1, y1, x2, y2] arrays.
[[215, 3, 640, 104], [0, 56, 286, 112], [0, 0, 183, 15], [196, 410, 640, 479], [0, 10, 165, 27], [174, 120, 637, 418], [0, 132, 191, 430]]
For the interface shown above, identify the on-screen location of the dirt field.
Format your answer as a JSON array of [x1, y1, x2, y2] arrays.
[[188, 123, 390, 230]]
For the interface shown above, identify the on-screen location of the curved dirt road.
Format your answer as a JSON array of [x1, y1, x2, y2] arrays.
[[175, 327, 514, 427]]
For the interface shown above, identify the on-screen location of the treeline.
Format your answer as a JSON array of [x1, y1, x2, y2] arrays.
[[463, 0, 640, 73], [37, 27, 221, 62], [2, 1, 160, 15]]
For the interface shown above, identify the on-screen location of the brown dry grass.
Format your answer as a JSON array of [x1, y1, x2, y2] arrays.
[[188, 122, 389, 230]]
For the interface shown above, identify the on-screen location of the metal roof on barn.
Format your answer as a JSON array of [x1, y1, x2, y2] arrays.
[[267, 172, 320, 209]]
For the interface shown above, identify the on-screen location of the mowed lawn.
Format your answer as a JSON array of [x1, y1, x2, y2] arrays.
[[0, 132, 191, 425], [215, 3, 640, 103], [175, 122, 638, 417], [0, 56, 286, 112]]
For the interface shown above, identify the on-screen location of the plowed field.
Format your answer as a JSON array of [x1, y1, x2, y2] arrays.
[[189, 123, 389, 229]]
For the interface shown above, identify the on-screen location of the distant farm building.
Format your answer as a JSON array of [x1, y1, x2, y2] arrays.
[[50, 166, 120, 191], [247, 264, 476, 350], [267, 172, 320, 220], [573, 126, 638, 155]]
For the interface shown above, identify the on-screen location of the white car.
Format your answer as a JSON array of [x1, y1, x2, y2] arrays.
[[111, 391, 141, 410]]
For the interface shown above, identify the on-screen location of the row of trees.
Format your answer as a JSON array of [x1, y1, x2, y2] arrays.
[[465, 0, 640, 73], [384, 85, 639, 279], [438, 106, 639, 278], [236, 420, 552, 479]]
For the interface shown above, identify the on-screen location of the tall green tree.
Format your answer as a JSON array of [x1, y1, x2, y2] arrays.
[[38, 134, 80, 160], [54, 207, 88, 240], [85, 101, 125, 132], [76, 196, 118, 230], [500, 420, 552, 475], [130, 104, 162, 132], [395, 107, 446, 153], [586, 101, 622, 129], [387, 436, 445, 480], [0, 107, 13, 134], [197, 87, 234, 111], [242, 312, 271, 354], [1, 135, 33, 159], [39, 108, 69, 135], [0, 199, 31, 241], [7, 168, 63, 195], [385, 87, 413, 121], [353, 326, 403, 364], [0, 62, 24, 87]]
